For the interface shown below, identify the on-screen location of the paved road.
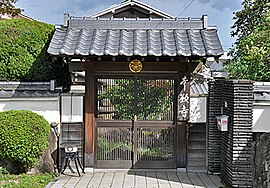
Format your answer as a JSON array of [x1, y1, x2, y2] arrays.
[[46, 170, 224, 188]]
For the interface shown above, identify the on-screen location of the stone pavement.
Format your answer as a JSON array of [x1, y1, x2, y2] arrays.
[[46, 170, 224, 188]]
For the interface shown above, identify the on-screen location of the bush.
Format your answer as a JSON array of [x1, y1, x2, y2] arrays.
[[0, 19, 70, 89], [0, 110, 51, 173], [0, 166, 9, 175]]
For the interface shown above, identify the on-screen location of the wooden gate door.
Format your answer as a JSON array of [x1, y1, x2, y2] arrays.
[[95, 76, 176, 168]]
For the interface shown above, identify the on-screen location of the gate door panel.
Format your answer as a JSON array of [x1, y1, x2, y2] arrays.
[[135, 121, 174, 168], [96, 77, 175, 168], [96, 120, 133, 168]]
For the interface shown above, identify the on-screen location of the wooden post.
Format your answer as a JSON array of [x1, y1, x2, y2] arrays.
[[84, 57, 95, 167], [176, 72, 187, 168], [176, 121, 187, 167]]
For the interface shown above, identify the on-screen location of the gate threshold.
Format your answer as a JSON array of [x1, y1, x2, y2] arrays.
[[93, 168, 183, 173]]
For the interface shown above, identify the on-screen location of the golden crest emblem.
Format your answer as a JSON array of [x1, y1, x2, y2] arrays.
[[129, 60, 143, 73]]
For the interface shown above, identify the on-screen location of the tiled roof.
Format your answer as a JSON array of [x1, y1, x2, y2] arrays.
[[0, 81, 61, 98], [0, 90, 60, 98], [190, 80, 208, 96], [254, 82, 270, 101], [48, 18, 223, 57]]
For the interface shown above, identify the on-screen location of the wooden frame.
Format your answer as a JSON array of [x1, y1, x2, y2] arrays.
[[84, 57, 95, 166], [84, 57, 196, 168]]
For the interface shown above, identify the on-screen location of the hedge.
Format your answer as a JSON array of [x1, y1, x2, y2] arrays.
[[0, 110, 51, 172], [0, 19, 70, 89]]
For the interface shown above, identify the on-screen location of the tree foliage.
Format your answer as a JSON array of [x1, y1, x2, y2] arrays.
[[0, 19, 70, 88], [0, 0, 21, 16], [225, 1, 270, 81], [100, 79, 173, 120]]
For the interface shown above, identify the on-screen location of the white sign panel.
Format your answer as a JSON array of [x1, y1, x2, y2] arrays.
[[189, 97, 207, 123]]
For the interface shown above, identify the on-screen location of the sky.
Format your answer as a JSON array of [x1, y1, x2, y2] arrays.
[[16, 0, 242, 51]]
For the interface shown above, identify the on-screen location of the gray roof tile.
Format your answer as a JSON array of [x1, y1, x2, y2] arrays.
[[0, 82, 61, 98], [190, 80, 208, 96], [68, 18, 205, 30], [48, 26, 223, 57]]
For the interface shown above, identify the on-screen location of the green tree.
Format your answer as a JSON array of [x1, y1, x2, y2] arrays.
[[0, 19, 70, 89], [100, 79, 173, 120], [0, 0, 21, 16], [225, 1, 270, 81]]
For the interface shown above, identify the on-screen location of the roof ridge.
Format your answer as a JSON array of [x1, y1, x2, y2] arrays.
[[89, 0, 174, 19], [69, 17, 202, 21], [68, 17, 207, 30]]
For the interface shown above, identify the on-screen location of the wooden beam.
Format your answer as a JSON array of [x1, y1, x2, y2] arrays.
[[94, 61, 188, 72], [84, 57, 95, 167]]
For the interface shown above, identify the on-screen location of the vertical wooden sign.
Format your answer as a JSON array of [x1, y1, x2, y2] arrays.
[[178, 76, 190, 121]]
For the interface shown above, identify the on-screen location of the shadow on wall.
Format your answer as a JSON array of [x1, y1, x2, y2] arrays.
[[253, 105, 270, 132]]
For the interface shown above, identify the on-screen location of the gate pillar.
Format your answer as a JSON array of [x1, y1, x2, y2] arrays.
[[208, 79, 223, 173], [220, 80, 253, 188], [176, 121, 187, 168], [208, 79, 253, 187], [176, 75, 189, 168], [84, 57, 95, 167]]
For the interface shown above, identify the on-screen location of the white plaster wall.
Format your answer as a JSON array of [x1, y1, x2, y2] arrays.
[[189, 96, 207, 123], [253, 104, 270, 132], [0, 98, 60, 124], [0, 95, 206, 124], [61, 95, 84, 122]]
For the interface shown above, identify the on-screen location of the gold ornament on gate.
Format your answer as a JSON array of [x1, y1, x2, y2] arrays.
[[129, 59, 143, 73]]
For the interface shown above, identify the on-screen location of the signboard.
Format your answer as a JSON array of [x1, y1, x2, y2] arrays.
[[216, 115, 229, 131], [178, 76, 190, 121]]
